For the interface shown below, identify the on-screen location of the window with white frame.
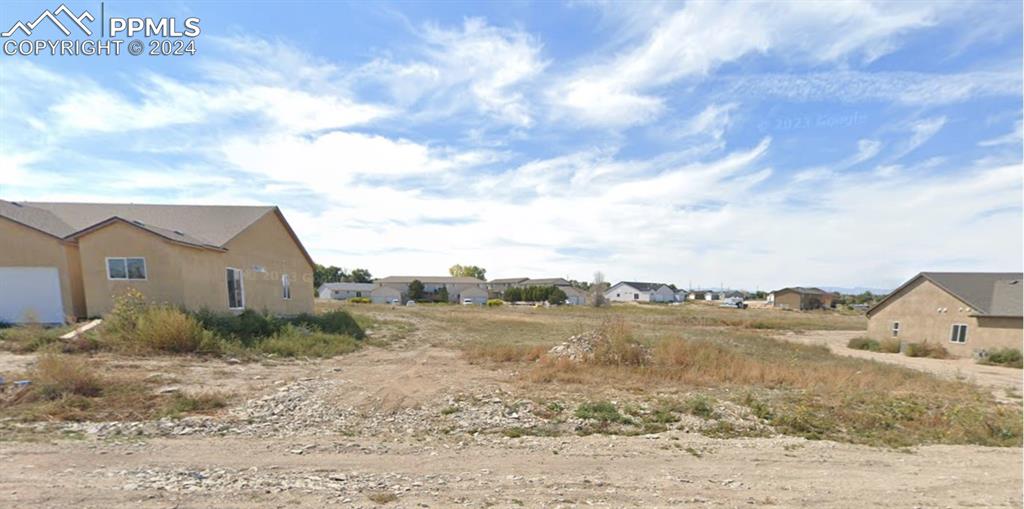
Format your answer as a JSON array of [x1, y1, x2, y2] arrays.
[[107, 257, 147, 280], [226, 267, 244, 309], [282, 274, 291, 300], [950, 324, 967, 344], [891, 321, 900, 337]]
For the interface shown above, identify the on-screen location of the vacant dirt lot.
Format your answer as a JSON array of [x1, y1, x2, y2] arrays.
[[1, 303, 1021, 508], [780, 329, 1023, 395]]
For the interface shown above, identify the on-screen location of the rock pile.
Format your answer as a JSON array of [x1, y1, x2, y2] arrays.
[[546, 330, 605, 361]]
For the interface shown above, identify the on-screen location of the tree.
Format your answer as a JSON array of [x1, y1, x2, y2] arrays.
[[590, 271, 608, 307], [504, 287, 522, 302], [547, 287, 567, 305], [314, 264, 346, 289], [438, 286, 449, 303], [347, 268, 373, 283], [408, 280, 425, 301], [449, 264, 487, 280]]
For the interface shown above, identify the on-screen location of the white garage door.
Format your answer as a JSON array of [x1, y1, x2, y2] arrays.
[[0, 267, 64, 324]]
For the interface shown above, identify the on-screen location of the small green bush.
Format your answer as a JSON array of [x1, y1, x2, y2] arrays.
[[684, 395, 716, 418], [904, 341, 948, 359], [290, 310, 364, 339], [349, 297, 371, 304], [878, 338, 901, 353], [980, 348, 1023, 368], [486, 299, 504, 307], [847, 337, 880, 351], [575, 401, 631, 423], [257, 324, 360, 358]]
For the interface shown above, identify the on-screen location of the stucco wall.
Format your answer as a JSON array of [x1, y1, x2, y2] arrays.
[[772, 291, 802, 309], [867, 277, 1022, 357], [76, 212, 313, 316], [77, 221, 188, 316], [0, 217, 82, 319], [215, 211, 314, 315]]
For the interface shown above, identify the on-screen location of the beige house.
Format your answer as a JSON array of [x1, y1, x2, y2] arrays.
[[769, 287, 835, 310], [866, 272, 1022, 358], [375, 276, 487, 303], [0, 200, 314, 322]]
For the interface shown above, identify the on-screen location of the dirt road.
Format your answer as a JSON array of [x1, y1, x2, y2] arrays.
[[779, 330, 1023, 395]]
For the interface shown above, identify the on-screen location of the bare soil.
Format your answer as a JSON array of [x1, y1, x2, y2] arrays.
[[1, 306, 1021, 507], [780, 330, 1023, 396]]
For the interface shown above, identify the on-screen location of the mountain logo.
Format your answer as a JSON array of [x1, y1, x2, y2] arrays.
[[2, 3, 95, 38]]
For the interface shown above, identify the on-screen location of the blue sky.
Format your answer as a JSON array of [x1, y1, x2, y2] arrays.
[[1, 1, 1021, 290]]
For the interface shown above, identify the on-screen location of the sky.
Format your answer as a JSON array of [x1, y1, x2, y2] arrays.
[[1, 0, 1021, 291]]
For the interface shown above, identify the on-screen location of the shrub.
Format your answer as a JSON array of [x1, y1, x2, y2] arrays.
[[683, 395, 716, 418], [847, 337, 880, 351], [290, 310, 364, 339], [31, 353, 103, 400], [105, 288, 149, 339], [191, 309, 279, 346], [980, 348, 1023, 368], [878, 338, 901, 353], [591, 320, 650, 366], [133, 306, 211, 353], [0, 325, 64, 353], [486, 299, 504, 307], [160, 392, 228, 418], [575, 401, 631, 424], [257, 324, 360, 358], [349, 297, 371, 304], [904, 341, 948, 359]]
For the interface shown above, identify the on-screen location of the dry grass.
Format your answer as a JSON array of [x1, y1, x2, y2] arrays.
[[903, 341, 948, 359], [0, 354, 230, 422], [452, 312, 1021, 447]]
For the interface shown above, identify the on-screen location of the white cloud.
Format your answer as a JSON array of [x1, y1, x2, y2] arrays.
[[355, 18, 547, 126], [551, 1, 950, 126], [979, 120, 1023, 147], [893, 116, 947, 159], [726, 70, 1021, 105]]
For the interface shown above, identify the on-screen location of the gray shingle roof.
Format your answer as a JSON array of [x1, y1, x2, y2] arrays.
[[523, 278, 571, 286], [772, 287, 829, 295], [617, 281, 671, 292], [318, 282, 376, 292], [921, 272, 1023, 317], [3, 200, 274, 246], [378, 276, 485, 284], [1, 199, 314, 266], [489, 277, 529, 284], [869, 272, 1023, 318]]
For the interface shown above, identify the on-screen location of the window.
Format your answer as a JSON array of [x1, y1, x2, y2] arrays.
[[282, 274, 291, 300], [891, 321, 900, 337], [633, 293, 639, 300], [107, 257, 146, 280], [950, 324, 967, 344], [355, 291, 362, 297], [226, 268, 244, 309]]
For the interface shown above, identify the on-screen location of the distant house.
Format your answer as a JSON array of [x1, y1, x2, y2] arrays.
[[458, 286, 488, 305], [0, 199, 314, 323], [487, 277, 528, 293], [605, 282, 676, 303], [318, 282, 375, 300], [488, 276, 588, 305], [687, 290, 709, 301], [866, 272, 1022, 358], [769, 287, 835, 310], [376, 276, 486, 303], [370, 285, 402, 304], [560, 286, 588, 305]]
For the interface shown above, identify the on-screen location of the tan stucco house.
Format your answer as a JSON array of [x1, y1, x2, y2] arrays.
[[866, 272, 1022, 358], [0, 200, 315, 323], [768, 287, 835, 310]]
